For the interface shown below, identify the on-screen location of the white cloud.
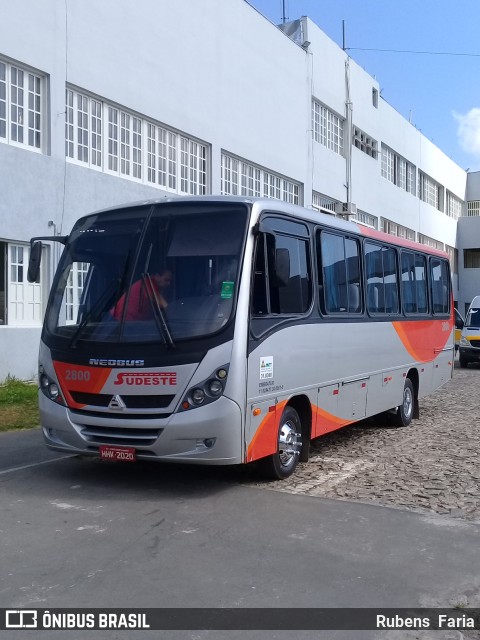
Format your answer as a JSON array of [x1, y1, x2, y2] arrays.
[[453, 108, 480, 156]]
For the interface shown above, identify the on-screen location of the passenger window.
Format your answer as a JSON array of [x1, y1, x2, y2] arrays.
[[401, 251, 427, 314], [365, 241, 398, 315], [319, 231, 362, 314], [430, 258, 450, 314], [251, 230, 311, 316]]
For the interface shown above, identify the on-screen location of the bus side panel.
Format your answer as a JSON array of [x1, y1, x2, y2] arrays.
[[245, 319, 453, 460]]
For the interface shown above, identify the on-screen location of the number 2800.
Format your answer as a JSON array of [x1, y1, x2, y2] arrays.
[[65, 369, 91, 381]]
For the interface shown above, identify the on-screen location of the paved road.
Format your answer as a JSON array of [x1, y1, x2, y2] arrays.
[[1, 362, 480, 640]]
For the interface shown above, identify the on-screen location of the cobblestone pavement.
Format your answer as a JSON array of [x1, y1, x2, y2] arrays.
[[245, 361, 480, 638], [247, 360, 480, 524]]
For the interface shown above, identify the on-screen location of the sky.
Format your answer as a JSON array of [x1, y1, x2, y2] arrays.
[[248, 0, 480, 172]]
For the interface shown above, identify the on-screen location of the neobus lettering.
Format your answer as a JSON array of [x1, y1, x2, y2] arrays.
[[89, 359, 145, 367]]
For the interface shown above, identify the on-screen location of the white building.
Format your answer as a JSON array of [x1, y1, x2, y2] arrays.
[[0, 0, 478, 380]]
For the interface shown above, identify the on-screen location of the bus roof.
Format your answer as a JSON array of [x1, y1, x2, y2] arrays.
[[74, 195, 450, 259]]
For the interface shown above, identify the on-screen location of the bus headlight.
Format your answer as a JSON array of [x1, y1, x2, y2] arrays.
[[180, 365, 229, 411], [191, 388, 205, 405], [38, 366, 64, 404], [208, 379, 223, 396], [460, 337, 469, 346]]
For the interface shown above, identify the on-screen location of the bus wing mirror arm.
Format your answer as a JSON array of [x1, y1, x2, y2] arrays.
[[27, 235, 68, 283]]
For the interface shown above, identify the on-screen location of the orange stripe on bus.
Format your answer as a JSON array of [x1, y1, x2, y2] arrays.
[[53, 361, 112, 409], [392, 319, 452, 363], [247, 401, 353, 462], [247, 400, 287, 462]]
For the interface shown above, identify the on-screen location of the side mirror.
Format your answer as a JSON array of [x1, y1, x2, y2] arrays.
[[27, 241, 42, 283]]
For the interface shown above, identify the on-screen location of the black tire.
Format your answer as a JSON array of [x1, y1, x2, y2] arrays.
[[391, 379, 415, 428], [459, 355, 469, 368], [260, 406, 302, 480]]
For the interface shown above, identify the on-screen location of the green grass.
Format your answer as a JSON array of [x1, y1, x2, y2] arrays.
[[0, 377, 39, 432]]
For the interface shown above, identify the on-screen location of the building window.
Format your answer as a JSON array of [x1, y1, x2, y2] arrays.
[[445, 245, 458, 274], [312, 192, 336, 214], [221, 153, 301, 205], [66, 86, 208, 195], [64, 262, 89, 324], [419, 171, 443, 211], [467, 201, 480, 217], [355, 210, 377, 229], [312, 100, 344, 156], [418, 233, 444, 251], [464, 249, 480, 268], [380, 144, 416, 194], [0, 242, 44, 326], [381, 217, 415, 241], [372, 87, 379, 108], [66, 89, 102, 167], [446, 192, 463, 219], [0, 58, 45, 151], [353, 126, 377, 158]]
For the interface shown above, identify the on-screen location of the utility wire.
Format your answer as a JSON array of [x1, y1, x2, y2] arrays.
[[346, 47, 480, 57]]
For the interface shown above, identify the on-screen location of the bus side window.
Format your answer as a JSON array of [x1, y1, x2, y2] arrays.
[[251, 235, 269, 315], [252, 230, 311, 316], [318, 231, 362, 315], [430, 258, 450, 314]]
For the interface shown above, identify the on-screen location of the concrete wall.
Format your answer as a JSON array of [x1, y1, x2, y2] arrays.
[[457, 216, 480, 315]]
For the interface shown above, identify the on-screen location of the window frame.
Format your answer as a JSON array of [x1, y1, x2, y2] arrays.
[[65, 86, 209, 195], [400, 250, 429, 316], [0, 57, 46, 153], [250, 217, 313, 321], [317, 229, 363, 316]]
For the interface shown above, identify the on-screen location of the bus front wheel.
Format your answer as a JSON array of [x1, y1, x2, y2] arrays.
[[260, 406, 302, 480], [391, 379, 414, 428]]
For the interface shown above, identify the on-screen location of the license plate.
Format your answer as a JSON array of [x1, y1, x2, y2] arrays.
[[99, 445, 136, 462]]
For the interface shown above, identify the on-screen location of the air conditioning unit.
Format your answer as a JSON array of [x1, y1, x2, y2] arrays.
[[334, 202, 357, 216]]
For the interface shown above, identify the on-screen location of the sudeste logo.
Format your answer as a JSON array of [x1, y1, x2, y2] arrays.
[[113, 372, 177, 386]]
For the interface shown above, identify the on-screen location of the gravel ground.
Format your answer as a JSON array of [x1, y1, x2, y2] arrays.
[[248, 359, 480, 524]]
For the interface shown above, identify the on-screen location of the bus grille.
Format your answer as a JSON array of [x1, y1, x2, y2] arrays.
[[70, 391, 174, 409], [470, 340, 480, 348], [80, 425, 162, 447]]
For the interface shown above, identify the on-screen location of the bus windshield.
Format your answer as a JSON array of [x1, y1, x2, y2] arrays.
[[46, 202, 249, 345]]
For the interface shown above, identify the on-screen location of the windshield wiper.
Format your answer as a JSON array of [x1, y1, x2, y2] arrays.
[[69, 281, 120, 348], [142, 272, 175, 349]]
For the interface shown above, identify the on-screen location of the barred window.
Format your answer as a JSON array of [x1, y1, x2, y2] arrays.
[[381, 217, 415, 241], [418, 233, 444, 251], [381, 144, 416, 194], [419, 171, 443, 211], [354, 210, 377, 229], [467, 201, 480, 217], [446, 191, 463, 219], [66, 89, 102, 167], [66, 86, 208, 195], [353, 126, 377, 158], [312, 192, 336, 214], [313, 100, 344, 155], [0, 58, 44, 151], [445, 245, 458, 274], [221, 153, 301, 205]]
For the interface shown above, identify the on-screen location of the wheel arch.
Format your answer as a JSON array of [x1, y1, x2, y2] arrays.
[[406, 368, 420, 419], [286, 394, 312, 462]]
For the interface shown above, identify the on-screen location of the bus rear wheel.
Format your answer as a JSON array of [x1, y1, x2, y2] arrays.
[[391, 379, 414, 428], [260, 406, 302, 480]]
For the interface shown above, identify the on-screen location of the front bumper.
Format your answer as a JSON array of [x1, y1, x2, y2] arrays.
[[40, 392, 243, 465]]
